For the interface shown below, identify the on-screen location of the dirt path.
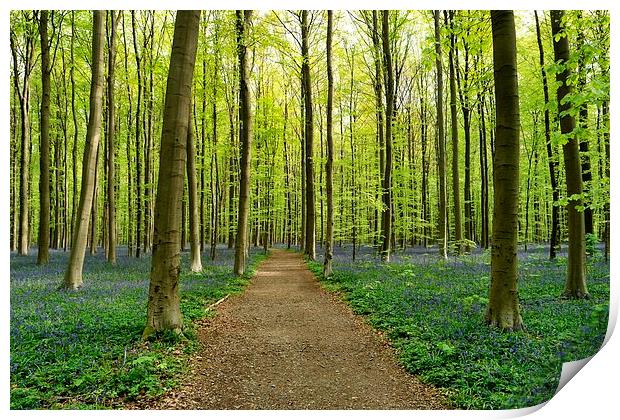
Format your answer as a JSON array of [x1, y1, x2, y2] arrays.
[[144, 249, 449, 409]]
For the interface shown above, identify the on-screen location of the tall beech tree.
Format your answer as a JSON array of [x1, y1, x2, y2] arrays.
[[550, 10, 588, 299], [576, 12, 593, 237], [486, 10, 523, 331], [323, 10, 334, 277], [106, 11, 118, 264], [131, 10, 143, 258], [433, 10, 448, 259], [10, 13, 36, 256], [534, 10, 560, 260], [63, 11, 106, 290], [233, 10, 253, 276], [445, 10, 463, 252], [37, 10, 51, 265], [301, 10, 316, 261], [380, 10, 394, 262], [187, 105, 203, 273], [144, 10, 201, 338]]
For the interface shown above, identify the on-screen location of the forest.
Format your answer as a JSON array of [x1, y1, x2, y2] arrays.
[[9, 9, 610, 410]]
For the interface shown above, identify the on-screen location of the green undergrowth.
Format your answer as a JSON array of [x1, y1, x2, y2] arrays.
[[307, 251, 609, 409], [10, 249, 267, 409]]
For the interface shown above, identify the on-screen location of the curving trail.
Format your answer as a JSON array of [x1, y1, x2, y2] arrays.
[[142, 249, 449, 409]]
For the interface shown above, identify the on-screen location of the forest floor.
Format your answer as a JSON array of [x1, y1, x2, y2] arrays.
[[132, 249, 449, 409]]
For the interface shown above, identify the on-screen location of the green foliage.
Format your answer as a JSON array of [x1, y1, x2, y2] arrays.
[[448, 239, 477, 255], [585, 233, 599, 257], [309, 251, 609, 409], [10, 250, 266, 409]]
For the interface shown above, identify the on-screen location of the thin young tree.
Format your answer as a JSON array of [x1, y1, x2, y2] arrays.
[[323, 10, 334, 277], [233, 10, 254, 276], [37, 10, 51, 265], [485, 10, 523, 331], [62, 11, 106, 290], [143, 10, 201, 338], [550, 10, 589, 299], [433, 10, 448, 259]]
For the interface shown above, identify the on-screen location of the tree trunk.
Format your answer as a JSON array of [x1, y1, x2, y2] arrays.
[[323, 10, 334, 277], [144, 10, 201, 338], [37, 10, 51, 264], [534, 11, 560, 260], [144, 12, 155, 254], [210, 27, 220, 261], [63, 11, 106, 290], [70, 12, 81, 250], [90, 143, 100, 255], [282, 88, 292, 249], [131, 11, 143, 258], [478, 88, 489, 250], [201, 24, 207, 251], [446, 10, 462, 253], [380, 10, 394, 262], [122, 13, 134, 256], [433, 11, 448, 259], [576, 14, 593, 237], [486, 10, 523, 331], [107, 11, 118, 264], [301, 10, 316, 260], [11, 86, 18, 252], [550, 10, 589, 299], [233, 10, 253, 276], [227, 140, 236, 249], [371, 11, 385, 248], [187, 106, 203, 272], [10, 26, 34, 256]]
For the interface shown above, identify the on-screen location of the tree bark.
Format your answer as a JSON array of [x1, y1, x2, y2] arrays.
[[445, 10, 462, 253], [10, 84, 18, 252], [478, 93, 489, 250], [433, 11, 448, 259], [301, 10, 316, 260], [323, 10, 334, 277], [106, 11, 118, 264], [10, 21, 34, 256], [187, 105, 203, 272], [131, 10, 143, 258], [370, 11, 385, 248], [89, 143, 99, 255], [576, 13, 593, 236], [233, 10, 253, 276], [534, 11, 560, 260], [380, 10, 394, 262], [63, 11, 106, 290], [71, 12, 79, 249], [121, 12, 134, 256], [486, 10, 523, 331], [144, 10, 201, 338], [550, 10, 589, 299], [210, 24, 220, 261], [37, 10, 51, 264]]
